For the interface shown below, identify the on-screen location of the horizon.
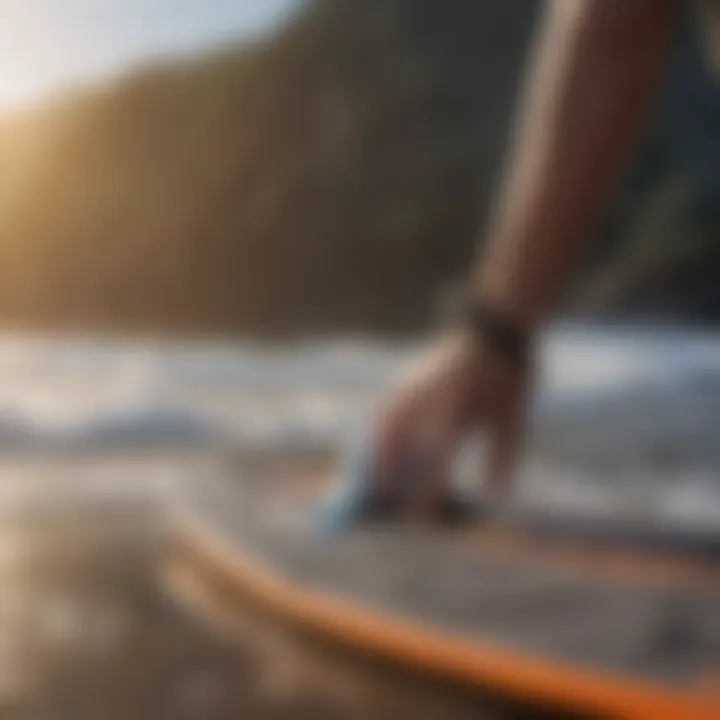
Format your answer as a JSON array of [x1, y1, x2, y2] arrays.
[[0, 0, 295, 112]]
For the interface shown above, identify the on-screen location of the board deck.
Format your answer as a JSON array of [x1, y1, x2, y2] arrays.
[[174, 452, 720, 720]]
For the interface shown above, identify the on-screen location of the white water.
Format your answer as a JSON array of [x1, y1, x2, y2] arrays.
[[0, 324, 718, 525]]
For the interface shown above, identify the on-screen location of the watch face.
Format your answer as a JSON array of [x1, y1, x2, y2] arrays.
[[466, 302, 529, 367]]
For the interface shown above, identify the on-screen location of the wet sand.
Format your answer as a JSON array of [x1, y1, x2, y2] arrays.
[[0, 453, 508, 720]]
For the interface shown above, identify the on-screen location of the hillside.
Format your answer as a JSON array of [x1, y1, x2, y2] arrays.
[[0, 0, 716, 337]]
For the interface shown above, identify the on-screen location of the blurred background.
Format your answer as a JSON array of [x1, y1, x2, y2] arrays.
[[0, 0, 718, 718], [0, 0, 719, 334]]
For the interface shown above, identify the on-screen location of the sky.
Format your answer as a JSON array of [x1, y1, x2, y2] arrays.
[[0, 0, 295, 110]]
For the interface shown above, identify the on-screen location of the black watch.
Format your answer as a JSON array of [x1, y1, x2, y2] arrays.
[[462, 297, 530, 367]]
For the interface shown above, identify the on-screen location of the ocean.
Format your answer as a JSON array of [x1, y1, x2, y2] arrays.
[[0, 323, 718, 527]]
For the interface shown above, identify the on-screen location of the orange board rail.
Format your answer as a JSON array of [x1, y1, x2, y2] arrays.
[[175, 512, 720, 720]]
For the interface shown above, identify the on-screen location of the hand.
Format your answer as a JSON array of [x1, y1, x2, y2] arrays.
[[372, 330, 533, 518]]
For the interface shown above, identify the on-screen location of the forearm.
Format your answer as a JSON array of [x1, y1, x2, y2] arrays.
[[473, 0, 679, 330]]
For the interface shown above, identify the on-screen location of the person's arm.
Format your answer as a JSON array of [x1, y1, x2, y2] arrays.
[[374, 0, 680, 515], [474, 0, 679, 332]]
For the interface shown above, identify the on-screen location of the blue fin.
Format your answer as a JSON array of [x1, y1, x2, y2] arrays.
[[316, 440, 479, 533]]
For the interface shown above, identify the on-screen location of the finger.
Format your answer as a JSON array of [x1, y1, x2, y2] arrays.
[[482, 389, 526, 502], [373, 391, 420, 494], [409, 392, 465, 517], [412, 444, 457, 519]]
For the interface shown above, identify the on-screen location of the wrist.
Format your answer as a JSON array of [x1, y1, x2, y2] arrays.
[[471, 270, 539, 334], [433, 282, 535, 367], [464, 295, 532, 367]]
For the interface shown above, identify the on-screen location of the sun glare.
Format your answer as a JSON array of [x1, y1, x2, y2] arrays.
[[0, 0, 293, 112]]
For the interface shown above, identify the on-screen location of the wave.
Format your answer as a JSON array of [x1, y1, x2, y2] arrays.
[[0, 325, 717, 461]]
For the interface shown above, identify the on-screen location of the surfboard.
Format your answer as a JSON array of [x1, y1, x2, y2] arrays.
[[172, 450, 720, 720]]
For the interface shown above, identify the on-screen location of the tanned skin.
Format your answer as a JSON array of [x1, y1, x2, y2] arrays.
[[374, 0, 680, 516]]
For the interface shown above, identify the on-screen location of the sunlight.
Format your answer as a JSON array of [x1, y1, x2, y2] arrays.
[[0, 0, 294, 111]]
